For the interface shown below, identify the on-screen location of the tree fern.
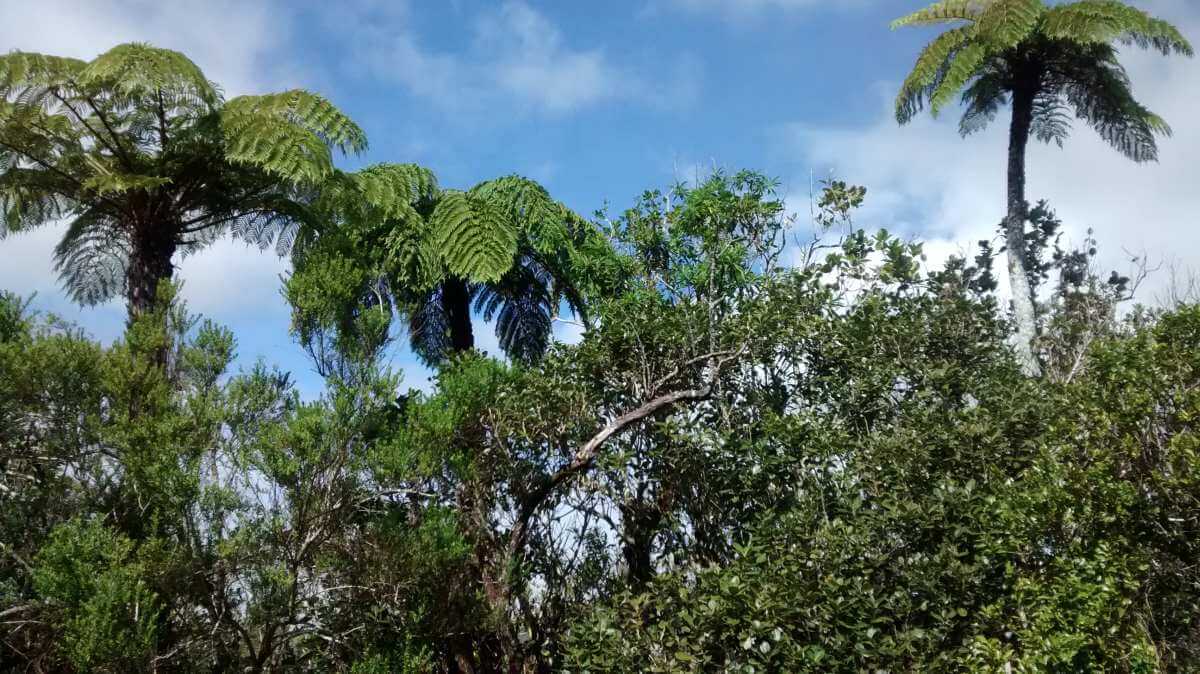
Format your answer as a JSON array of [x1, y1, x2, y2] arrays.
[[0, 42, 365, 315], [892, 0, 1192, 375], [288, 166, 603, 366]]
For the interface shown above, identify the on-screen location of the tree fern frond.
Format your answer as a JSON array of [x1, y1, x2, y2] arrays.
[[892, 0, 989, 29], [1063, 60, 1167, 162], [474, 257, 554, 364], [1134, 17, 1194, 57], [406, 284, 458, 366], [1041, 1, 1193, 56], [386, 217, 442, 291], [222, 112, 334, 185], [80, 167, 171, 196], [221, 91, 366, 185], [351, 163, 438, 219], [177, 219, 226, 257], [229, 208, 295, 251], [79, 43, 220, 110], [930, 43, 991, 114], [470, 175, 573, 256], [977, 0, 1043, 50], [1029, 91, 1071, 146], [0, 101, 85, 160], [0, 51, 86, 98], [898, 26, 978, 123], [957, 72, 1008, 136], [0, 166, 72, 235], [53, 211, 129, 305], [430, 191, 519, 283], [225, 90, 366, 154]]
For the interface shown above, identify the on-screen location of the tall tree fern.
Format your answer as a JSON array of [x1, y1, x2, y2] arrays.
[[0, 43, 365, 316], [287, 165, 608, 370], [893, 0, 1191, 376]]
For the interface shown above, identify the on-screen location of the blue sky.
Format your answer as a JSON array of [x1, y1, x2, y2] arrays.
[[2, 0, 1198, 397]]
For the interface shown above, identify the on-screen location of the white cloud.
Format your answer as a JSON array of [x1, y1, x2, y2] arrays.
[[647, 0, 874, 21], [0, 0, 292, 95], [783, 0, 1200, 303], [343, 0, 697, 115]]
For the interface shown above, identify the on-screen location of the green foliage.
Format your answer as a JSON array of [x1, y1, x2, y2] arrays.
[[32, 519, 159, 672], [4, 169, 1200, 672], [562, 239, 1200, 673], [430, 190, 519, 283], [891, 1, 987, 29], [221, 90, 366, 185]]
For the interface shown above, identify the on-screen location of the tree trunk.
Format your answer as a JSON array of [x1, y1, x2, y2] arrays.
[[1004, 86, 1042, 377], [620, 500, 662, 591], [442, 277, 475, 354], [125, 225, 178, 319]]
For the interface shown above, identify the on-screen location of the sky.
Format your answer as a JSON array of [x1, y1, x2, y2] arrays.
[[0, 0, 1197, 397]]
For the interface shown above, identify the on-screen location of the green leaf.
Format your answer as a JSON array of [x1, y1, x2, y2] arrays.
[[430, 190, 518, 282]]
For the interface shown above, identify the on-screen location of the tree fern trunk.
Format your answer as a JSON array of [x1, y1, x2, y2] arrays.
[[125, 225, 177, 318], [442, 277, 475, 354], [1005, 86, 1042, 377]]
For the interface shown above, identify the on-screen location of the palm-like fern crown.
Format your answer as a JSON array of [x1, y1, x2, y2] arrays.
[[292, 164, 608, 365], [894, 0, 1192, 160], [0, 43, 365, 304]]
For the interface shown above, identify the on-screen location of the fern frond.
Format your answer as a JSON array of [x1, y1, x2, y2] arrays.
[[897, 26, 976, 123], [229, 209, 295, 252], [386, 217, 442, 292], [0, 166, 72, 235], [1042, 1, 1193, 56], [79, 43, 219, 110], [470, 175, 573, 256], [892, 0, 989, 29], [474, 257, 554, 364], [1135, 17, 1194, 57], [221, 90, 366, 185], [430, 190, 519, 283], [0, 51, 86, 99], [405, 283, 463, 365], [352, 163, 438, 218], [53, 210, 129, 305], [80, 166, 171, 196], [930, 43, 990, 114], [957, 71, 1008, 136], [976, 0, 1044, 50], [1029, 91, 1072, 146], [1062, 59, 1167, 162]]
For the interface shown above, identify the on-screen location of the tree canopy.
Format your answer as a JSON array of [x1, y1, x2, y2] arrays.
[[2, 22, 1199, 674]]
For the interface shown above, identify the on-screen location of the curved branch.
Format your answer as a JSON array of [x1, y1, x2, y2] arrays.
[[508, 347, 744, 564]]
